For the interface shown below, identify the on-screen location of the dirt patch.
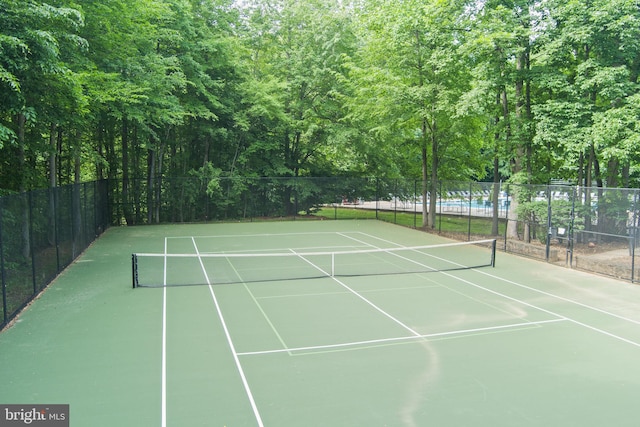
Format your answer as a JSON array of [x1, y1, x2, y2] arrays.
[[432, 228, 639, 281]]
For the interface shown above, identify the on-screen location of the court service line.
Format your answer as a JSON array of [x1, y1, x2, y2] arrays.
[[356, 232, 640, 349], [191, 237, 265, 427], [290, 249, 423, 338], [222, 258, 293, 355], [199, 244, 368, 256], [239, 283, 294, 356], [340, 232, 575, 324], [236, 318, 566, 356], [255, 283, 442, 300], [167, 231, 352, 239], [340, 232, 545, 323]]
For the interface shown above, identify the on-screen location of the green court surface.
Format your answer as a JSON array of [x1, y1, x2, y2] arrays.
[[2, 220, 640, 426]]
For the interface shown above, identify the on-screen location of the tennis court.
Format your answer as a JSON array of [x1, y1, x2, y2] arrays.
[[2, 220, 640, 426]]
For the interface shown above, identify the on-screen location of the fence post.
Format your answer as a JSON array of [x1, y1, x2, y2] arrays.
[[375, 177, 379, 220], [28, 192, 36, 295], [467, 181, 472, 241], [293, 178, 298, 221], [437, 181, 442, 232], [545, 185, 552, 262], [54, 187, 60, 272], [632, 190, 638, 283], [413, 179, 418, 229], [503, 189, 509, 251], [393, 179, 398, 224], [567, 186, 577, 267], [0, 197, 6, 326], [83, 182, 88, 246]]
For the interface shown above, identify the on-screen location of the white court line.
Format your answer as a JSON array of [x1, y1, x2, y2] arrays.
[[450, 269, 640, 349], [474, 269, 640, 326], [161, 289, 167, 427], [199, 244, 368, 255], [165, 231, 356, 239], [290, 249, 423, 338], [190, 237, 265, 427], [356, 232, 640, 349], [240, 283, 293, 356], [156, 228, 640, 427], [236, 318, 566, 356], [161, 237, 168, 427], [356, 231, 640, 328], [254, 283, 442, 300]]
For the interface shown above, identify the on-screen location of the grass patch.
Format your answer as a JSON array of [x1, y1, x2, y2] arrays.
[[437, 215, 506, 236], [314, 207, 418, 227], [314, 207, 506, 236]]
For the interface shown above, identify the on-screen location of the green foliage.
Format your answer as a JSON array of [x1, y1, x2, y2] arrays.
[[534, 0, 640, 186], [1, 0, 640, 211], [597, 190, 635, 235]]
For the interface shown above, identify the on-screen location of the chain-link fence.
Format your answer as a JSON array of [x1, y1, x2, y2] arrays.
[[4, 176, 636, 330], [111, 176, 382, 224], [0, 181, 109, 329], [109, 177, 640, 283], [500, 183, 640, 282]]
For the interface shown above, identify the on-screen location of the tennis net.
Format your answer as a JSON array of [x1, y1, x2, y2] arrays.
[[132, 239, 497, 288]]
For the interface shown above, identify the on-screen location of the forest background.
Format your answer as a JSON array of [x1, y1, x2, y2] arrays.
[[1, 0, 639, 229]]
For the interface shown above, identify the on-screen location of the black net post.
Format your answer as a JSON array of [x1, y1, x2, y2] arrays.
[[491, 238, 497, 267], [132, 254, 138, 289]]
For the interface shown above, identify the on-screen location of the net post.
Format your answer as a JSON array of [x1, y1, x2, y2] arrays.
[[331, 253, 335, 277], [132, 253, 138, 288], [491, 239, 497, 267]]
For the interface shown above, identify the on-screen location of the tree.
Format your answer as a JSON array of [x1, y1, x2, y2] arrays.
[[463, 0, 542, 239], [0, 0, 85, 258], [0, 0, 85, 191], [348, 0, 483, 228], [535, 0, 640, 187], [236, 0, 357, 213]]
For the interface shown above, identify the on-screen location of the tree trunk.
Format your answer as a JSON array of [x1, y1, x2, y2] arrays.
[[147, 144, 155, 225], [48, 123, 57, 246], [122, 116, 133, 225], [516, 49, 531, 242], [492, 156, 500, 236], [15, 113, 30, 260], [583, 148, 593, 237], [72, 135, 82, 257], [421, 127, 428, 229], [501, 87, 518, 240], [492, 93, 502, 236], [155, 141, 165, 224], [428, 119, 438, 229]]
